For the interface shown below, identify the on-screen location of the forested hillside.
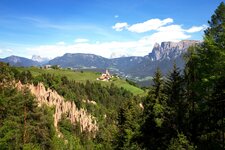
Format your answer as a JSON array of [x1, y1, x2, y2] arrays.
[[0, 2, 225, 150]]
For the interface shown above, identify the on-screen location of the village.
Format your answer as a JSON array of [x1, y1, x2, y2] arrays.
[[96, 70, 112, 82]]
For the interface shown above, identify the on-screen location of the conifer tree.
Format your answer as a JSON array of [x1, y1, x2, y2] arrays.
[[164, 63, 185, 133], [141, 68, 169, 149], [184, 2, 225, 148], [116, 99, 142, 150]]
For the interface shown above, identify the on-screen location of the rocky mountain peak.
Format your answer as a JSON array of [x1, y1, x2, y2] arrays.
[[149, 40, 200, 61], [153, 43, 160, 49]]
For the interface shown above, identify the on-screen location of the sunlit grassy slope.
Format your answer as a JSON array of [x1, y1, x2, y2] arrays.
[[17, 67, 145, 96]]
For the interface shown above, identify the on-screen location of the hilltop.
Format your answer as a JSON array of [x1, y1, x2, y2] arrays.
[[17, 67, 145, 96]]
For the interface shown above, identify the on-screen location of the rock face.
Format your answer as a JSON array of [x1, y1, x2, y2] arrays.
[[16, 81, 98, 136], [149, 40, 200, 61]]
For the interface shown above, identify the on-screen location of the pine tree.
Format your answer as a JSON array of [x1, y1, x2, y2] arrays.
[[140, 68, 169, 149], [183, 45, 201, 145], [147, 68, 167, 128], [198, 2, 225, 89], [183, 2, 225, 149], [116, 99, 142, 150], [151, 68, 165, 100], [198, 3, 225, 149], [164, 63, 185, 133]]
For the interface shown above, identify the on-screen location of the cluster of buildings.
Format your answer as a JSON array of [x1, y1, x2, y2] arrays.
[[42, 65, 60, 69], [97, 70, 112, 81]]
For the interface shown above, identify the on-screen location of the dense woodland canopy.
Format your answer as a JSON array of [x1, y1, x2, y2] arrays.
[[0, 2, 225, 149]]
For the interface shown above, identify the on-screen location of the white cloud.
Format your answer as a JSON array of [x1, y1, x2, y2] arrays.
[[74, 38, 89, 43], [186, 25, 207, 33], [112, 18, 206, 35], [128, 18, 173, 33], [112, 18, 173, 33], [143, 25, 191, 44], [112, 22, 128, 31]]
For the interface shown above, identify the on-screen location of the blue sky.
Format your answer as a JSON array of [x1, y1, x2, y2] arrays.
[[0, 0, 223, 58]]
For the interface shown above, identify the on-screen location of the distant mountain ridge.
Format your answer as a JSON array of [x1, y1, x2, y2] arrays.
[[0, 40, 200, 81], [49, 53, 110, 69], [0, 55, 40, 67]]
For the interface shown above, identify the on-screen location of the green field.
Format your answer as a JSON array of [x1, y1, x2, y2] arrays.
[[17, 67, 145, 95]]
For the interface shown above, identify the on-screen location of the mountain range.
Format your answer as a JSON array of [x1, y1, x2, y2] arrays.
[[0, 40, 200, 82], [49, 40, 200, 78], [0, 55, 39, 67]]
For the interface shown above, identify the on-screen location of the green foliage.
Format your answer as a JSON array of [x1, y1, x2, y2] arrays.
[[125, 79, 139, 88], [151, 68, 165, 100], [148, 68, 167, 126], [164, 63, 186, 133], [140, 68, 170, 149], [182, 2, 225, 149], [19, 70, 33, 84], [0, 86, 55, 149], [168, 133, 196, 150], [57, 116, 84, 150], [193, 2, 225, 90], [0, 62, 14, 82], [153, 104, 164, 127], [115, 98, 142, 150]]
